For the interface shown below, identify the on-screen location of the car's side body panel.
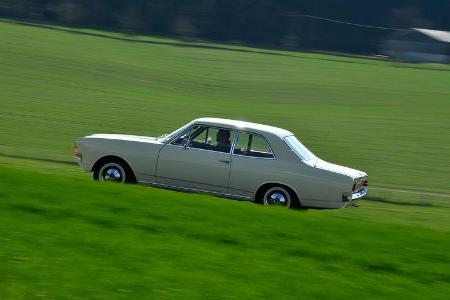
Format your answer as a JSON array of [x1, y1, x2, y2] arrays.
[[156, 143, 232, 193], [228, 156, 352, 207], [228, 155, 278, 198], [76, 134, 163, 183]]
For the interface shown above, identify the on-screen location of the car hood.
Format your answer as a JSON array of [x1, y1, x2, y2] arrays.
[[308, 158, 366, 179], [85, 134, 161, 144]]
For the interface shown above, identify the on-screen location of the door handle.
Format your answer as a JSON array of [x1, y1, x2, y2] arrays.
[[218, 159, 230, 164]]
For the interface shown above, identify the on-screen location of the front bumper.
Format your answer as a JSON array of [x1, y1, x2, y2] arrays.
[[352, 188, 368, 200]]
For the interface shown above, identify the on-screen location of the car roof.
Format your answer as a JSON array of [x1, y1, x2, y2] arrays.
[[192, 118, 293, 138]]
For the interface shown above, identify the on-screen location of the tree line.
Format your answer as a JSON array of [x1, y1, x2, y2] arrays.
[[1, 0, 449, 54]]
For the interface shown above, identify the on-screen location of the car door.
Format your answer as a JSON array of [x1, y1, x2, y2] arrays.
[[156, 125, 235, 193], [228, 131, 277, 198]]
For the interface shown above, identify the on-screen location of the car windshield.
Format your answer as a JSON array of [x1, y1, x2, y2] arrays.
[[283, 135, 316, 161]]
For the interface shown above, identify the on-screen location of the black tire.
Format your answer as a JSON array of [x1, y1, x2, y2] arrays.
[[93, 158, 136, 183]]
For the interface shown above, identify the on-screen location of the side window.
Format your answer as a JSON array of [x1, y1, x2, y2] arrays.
[[233, 132, 274, 158], [190, 126, 209, 145], [189, 126, 235, 153]]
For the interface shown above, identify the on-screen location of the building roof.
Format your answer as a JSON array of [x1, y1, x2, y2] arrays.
[[193, 117, 294, 138], [413, 28, 450, 43]]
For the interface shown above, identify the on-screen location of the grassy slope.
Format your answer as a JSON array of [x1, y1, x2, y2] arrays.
[[1, 164, 449, 299], [0, 20, 449, 193], [0, 20, 450, 299]]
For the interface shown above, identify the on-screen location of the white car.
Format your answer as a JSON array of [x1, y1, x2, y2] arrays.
[[74, 118, 368, 208]]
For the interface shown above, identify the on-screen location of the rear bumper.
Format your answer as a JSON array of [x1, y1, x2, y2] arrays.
[[339, 188, 368, 208], [352, 188, 368, 200]]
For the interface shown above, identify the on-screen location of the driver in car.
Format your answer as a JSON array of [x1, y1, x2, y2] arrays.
[[216, 129, 231, 153]]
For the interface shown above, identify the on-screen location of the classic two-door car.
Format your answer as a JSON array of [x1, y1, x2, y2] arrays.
[[74, 118, 368, 208]]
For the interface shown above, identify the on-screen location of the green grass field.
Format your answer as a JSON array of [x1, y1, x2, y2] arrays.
[[1, 20, 450, 299]]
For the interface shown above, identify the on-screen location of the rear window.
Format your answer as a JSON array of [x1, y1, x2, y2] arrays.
[[284, 136, 316, 161]]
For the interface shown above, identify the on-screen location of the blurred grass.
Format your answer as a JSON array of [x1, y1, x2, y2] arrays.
[[1, 165, 450, 299], [0, 20, 449, 193]]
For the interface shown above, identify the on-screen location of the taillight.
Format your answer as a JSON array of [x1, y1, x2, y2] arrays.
[[73, 145, 79, 155], [353, 178, 368, 191]]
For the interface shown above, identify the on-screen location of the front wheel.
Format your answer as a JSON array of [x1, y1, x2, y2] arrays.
[[93, 160, 135, 183]]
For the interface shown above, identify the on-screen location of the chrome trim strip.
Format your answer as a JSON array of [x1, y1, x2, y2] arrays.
[[156, 175, 227, 189], [166, 144, 234, 155], [139, 180, 253, 200], [231, 153, 276, 160], [230, 130, 239, 155]]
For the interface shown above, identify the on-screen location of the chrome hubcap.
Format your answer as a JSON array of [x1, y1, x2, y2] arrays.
[[104, 167, 122, 182], [268, 192, 287, 205], [99, 163, 125, 183], [263, 187, 291, 207]]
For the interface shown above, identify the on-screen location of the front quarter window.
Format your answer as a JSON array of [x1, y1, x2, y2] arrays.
[[160, 122, 193, 143], [171, 130, 190, 146], [284, 136, 316, 161]]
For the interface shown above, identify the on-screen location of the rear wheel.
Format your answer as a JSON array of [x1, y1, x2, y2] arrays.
[[260, 185, 300, 209], [93, 160, 135, 183]]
